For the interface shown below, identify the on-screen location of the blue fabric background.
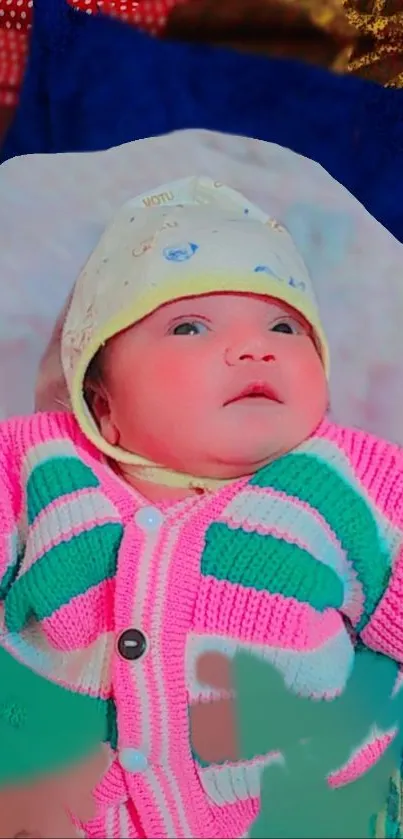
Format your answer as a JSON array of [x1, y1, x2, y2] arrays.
[[3, 0, 403, 240]]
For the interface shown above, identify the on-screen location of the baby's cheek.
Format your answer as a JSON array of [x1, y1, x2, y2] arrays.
[[152, 353, 208, 404], [288, 345, 326, 401]]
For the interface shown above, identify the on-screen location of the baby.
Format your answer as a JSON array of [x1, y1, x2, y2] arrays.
[[0, 176, 403, 839]]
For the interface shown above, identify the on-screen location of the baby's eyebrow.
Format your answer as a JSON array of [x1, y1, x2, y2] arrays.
[[166, 312, 213, 325]]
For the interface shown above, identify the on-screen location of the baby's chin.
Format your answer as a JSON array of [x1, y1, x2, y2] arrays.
[[188, 443, 289, 481], [207, 453, 280, 479], [201, 428, 316, 479], [117, 422, 314, 483]]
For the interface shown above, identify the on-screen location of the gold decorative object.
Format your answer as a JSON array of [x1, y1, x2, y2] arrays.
[[168, 0, 403, 87], [343, 0, 403, 87]]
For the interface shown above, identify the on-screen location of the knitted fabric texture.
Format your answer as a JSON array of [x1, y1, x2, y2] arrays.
[[0, 411, 403, 837]]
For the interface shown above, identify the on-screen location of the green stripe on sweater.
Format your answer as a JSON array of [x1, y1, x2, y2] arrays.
[[27, 457, 100, 525], [0, 556, 21, 601], [201, 525, 343, 612], [250, 453, 391, 630], [106, 697, 118, 750], [5, 523, 123, 632]]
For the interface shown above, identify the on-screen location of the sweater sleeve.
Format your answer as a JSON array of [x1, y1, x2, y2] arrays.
[[0, 420, 23, 600], [0, 418, 108, 786], [359, 544, 403, 662], [348, 435, 403, 664]]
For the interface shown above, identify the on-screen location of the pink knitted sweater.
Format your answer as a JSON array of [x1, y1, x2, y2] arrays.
[[0, 411, 403, 838]]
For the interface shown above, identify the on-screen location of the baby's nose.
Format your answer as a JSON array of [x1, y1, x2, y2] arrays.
[[225, 338, 275, 366]]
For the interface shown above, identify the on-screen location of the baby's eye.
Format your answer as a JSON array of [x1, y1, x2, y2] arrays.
[[270, 318, 302, 335], [170, 320, 209, 336]]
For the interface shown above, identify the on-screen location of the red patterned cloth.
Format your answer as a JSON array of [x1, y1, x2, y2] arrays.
[[0, 0, 32, 106], [67, 0, 188, 35], [0, 0, 188, 107]]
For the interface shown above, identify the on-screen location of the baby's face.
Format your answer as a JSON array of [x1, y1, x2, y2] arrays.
[[94, 292, 328, 479]]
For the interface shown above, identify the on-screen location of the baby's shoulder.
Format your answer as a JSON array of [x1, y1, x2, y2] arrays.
[[310, 419, 403, 495], [0, 410, 103, 465], [249, 419, 403, 524]]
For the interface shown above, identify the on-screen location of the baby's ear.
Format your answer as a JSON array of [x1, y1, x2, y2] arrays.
[[85, 384, 120, 447]]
